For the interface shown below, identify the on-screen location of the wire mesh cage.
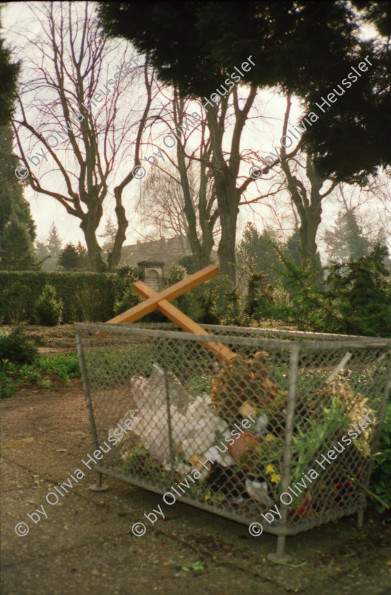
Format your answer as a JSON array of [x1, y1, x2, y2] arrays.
[[75, 322, 391, 558]]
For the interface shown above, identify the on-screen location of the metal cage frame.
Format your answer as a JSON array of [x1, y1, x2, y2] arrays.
[[75, 323, 391, 559]]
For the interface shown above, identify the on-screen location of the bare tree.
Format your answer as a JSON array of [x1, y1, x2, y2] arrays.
[[138, 166, 189, 241], [11, 2, 155, 271], [202, 86, 258, 282], [199, 86, 304, 282], [246, 97, 391, 275], [247, 95, 340, 273], [137, 83, 285, 282], [320, 175, 391, 261], [278, 96, 339, 273], [136, 92, 220, 269], [173, 94, 219, 268], [353, 171, 391, 248]]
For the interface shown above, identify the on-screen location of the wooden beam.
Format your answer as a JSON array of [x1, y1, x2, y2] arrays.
[[134, 280, 236, 363], [106, 264, 218, 324]]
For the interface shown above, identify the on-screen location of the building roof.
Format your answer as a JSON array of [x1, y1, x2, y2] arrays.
[[120, 236, 190, 269]]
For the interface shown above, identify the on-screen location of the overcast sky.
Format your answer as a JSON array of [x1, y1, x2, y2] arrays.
[[2, 1, 390, 258]]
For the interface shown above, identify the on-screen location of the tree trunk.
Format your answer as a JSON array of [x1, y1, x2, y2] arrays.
[[107, 190, 128, 272], [207, 109, 239, 283], [185, 211, 216, 270], [217, 197, 238, 283], [198, 228, 214, 268], [80, 209, 106, 272], [175, 116, 216, 271], [298, 199, 322, 272], [183, 203, 203, 268], [303, 161, 326, 277], [205, 86, 257, 284], [281, 153, 325, 277]]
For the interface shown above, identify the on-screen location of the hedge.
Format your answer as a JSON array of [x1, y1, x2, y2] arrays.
[[0, 271, 115, 324]]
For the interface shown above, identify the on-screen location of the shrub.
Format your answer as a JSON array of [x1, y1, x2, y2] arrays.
[[162, 267, 241, 325], [164, 264, 187, 286], [0, 327, 38, 365], [180, 274, 242, 325], [254, 243, 391, 337], [324, 243, 391, 336], [0, 271, 115, 323], [244, 272, 274, 318], [263, 252, 331, 330], [34, 283, 64, 326], [199, 275, 241, 325], [0, 351, 80, 399], [113, 265, 141, 316], [177, 255, 197, 274], [38, 352, 80, 380], [74, 284, 101, 322], [162, 265, 193, 318], [0, 281, 31, 325]]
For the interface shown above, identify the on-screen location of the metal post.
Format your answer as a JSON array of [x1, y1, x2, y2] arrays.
[[163, 358, 176, 482], [90, 471, 110, 492], [276, 534, 287, 558], [267, 345, 299, 563], [75, 328, 109, 492]]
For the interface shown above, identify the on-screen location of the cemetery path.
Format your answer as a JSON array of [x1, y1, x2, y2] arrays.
[[1, 381, 390, 595]]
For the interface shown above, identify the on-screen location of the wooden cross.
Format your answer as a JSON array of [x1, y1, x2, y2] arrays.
[[106, 264, 236, 363]]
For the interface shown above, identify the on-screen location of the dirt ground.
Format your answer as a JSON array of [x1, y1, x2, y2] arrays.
[[1, 326, 391, 594]]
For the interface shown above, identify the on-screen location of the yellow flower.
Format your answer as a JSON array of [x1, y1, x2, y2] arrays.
[[265, 464, 275, 474], [204, 490, 211, 501], [138, 441, 143, 448], [265, 434, 275, 442], [271, 473, 281, 484]]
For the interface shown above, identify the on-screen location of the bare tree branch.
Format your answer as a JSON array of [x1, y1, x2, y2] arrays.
[[10, 2, 156, 271]]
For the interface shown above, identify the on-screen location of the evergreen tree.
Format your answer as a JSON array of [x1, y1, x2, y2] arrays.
[[0, 16, 20, 126], [38, 222, 63, 271], [286, 229, 302, 268], [46, 223, 62, 258], [35, 241, 51, 269], [34, 223, 63, 272], [0, 217, 36, 270], [324, 209, 371, 264], [0, 18, 37, 271], [0, 123, 37, 270], [375, 227, 391, 271], [98, 2, 389, 183], [325, 244, 391, 336], [58, 244, 80, 270], [35, 241, 49, 262], [76, 242, 89, 270], [265, 242, 391, 337], [58, 242, 89, 270], [99, 217, 117, 253], [236, 223, 283, 283], [177, 254, 197, 275], [99, 2, 378, 281]]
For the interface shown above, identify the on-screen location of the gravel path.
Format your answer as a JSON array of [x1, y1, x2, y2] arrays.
[[1, 381, 390, 595]]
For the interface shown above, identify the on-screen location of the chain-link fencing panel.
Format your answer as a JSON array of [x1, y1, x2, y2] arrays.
[[75, 323, 390, 540]]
